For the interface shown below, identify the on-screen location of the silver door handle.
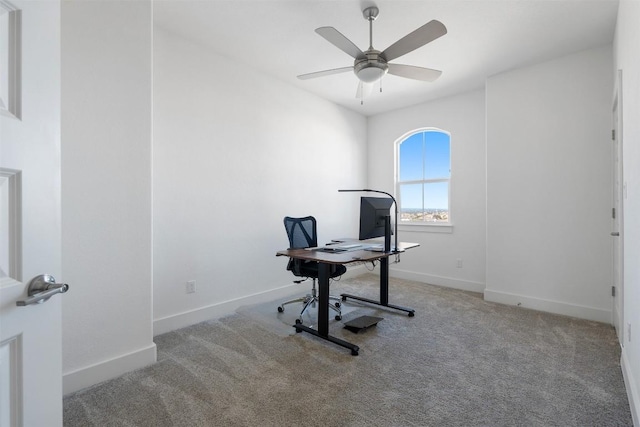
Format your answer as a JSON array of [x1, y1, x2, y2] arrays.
[[611, 232, 620, 237], [16, 274, 69, 306]]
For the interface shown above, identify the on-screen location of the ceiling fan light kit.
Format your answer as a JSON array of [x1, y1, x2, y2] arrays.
[[297, 6, 447, 99], [354, 50, 388, 83]]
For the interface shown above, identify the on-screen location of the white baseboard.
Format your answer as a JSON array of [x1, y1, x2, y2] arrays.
[[63, 343, 157, 395], [63, 268, 368, 395], [484, 288, 611, 323], [390, 268, 485, 293], [621, 347, 640, 426], [153, 267, 365, 337], [153, 284, 300, 336]]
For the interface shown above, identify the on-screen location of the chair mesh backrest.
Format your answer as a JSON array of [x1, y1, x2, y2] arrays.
[[284, 216, 317, 249]]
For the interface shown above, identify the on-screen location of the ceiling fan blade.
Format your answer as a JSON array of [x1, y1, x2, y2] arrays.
[[381, 20, 447, 62], [315, 27, 366, 60], [297, 66, 353, 80], [388, 64, 442, 82]]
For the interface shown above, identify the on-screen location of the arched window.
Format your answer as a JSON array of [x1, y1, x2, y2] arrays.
[[395, 128, 451, 223]]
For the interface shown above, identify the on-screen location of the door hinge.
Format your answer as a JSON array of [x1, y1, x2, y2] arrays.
[[612, 129, 616, 140], [612, 286, 616, 297], [612, 207, 616, 219]]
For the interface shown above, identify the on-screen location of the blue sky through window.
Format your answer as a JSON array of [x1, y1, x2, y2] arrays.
[[399, 130, 450, 211]]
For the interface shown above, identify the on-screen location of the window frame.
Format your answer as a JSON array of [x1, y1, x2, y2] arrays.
[[394, 127, 453, 233]]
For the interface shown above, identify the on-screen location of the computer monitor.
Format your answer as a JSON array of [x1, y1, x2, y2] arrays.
[[359, 196, 394, 241]]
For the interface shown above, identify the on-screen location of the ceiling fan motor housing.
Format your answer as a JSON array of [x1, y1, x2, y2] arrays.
[[354, 50, 389, 83]]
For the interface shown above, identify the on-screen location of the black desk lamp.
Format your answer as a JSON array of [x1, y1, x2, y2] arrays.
[[338, 188, 399, 254]]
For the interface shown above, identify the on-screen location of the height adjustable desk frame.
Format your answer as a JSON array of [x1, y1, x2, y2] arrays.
[[340, 253, 416, 318], [276, 242, 418, 356]]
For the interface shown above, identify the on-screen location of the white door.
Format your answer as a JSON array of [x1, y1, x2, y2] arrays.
[[0, 1, 63, 426], [611, 70, 624, 345]]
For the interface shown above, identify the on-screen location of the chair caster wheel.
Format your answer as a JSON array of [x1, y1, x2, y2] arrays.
[[277, 306, 284, 313], [341, 295, 347, 301], [334, 302, 341, 308], [335, 315, 342, 321], [351, 350, 359, 356], [295, 318, 302, 325], [408, 311, 415, 317]]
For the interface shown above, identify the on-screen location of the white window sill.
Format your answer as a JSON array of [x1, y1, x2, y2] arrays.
[[398, 222, 453, 234]]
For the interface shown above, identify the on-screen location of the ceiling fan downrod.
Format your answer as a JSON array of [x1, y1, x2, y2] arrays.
[[355, 6, 388, 84], [363, 6, 379, 50]]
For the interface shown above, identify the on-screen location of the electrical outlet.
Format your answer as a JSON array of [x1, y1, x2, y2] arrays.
[[186, 280, 196, 294], [456, 258, 463, 268]]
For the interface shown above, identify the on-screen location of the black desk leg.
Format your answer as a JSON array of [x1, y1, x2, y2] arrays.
[[380, 256, 389, 305], [341, 257, 415, 317], [317, 262, 329, 336], [293, 262, 360, 356]]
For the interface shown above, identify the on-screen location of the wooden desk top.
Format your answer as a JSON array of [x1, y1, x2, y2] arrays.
[[276, 242, 419, 265]]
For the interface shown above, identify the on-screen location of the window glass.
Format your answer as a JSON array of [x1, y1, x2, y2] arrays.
[[396, 129, 451, 224], [424, 182, 449, 221], [424, 132, 450, 179], [399, 133, 423, 182]]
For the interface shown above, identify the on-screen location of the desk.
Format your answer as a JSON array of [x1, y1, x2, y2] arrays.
[[276, 242, 419, 355]]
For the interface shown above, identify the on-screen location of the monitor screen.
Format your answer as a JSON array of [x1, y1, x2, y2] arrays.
[[359, 196, 394, 240]]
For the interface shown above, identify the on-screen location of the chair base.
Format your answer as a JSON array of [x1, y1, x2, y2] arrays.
[[278, 293, 342, 323]]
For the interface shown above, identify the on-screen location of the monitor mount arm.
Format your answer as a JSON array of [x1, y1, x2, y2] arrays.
[[338, 189, 399, 254]]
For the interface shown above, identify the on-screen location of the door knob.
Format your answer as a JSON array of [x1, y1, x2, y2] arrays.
[[611, 232, 620, 237], [16, 274, 69, 306]]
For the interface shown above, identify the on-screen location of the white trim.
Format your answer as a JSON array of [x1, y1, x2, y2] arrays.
[[621, 348, 639, 426], [390, 268, 485, 293], [484, 288, 611, 323], [0, 335, 22, 427], [153, 266, 366, 336], [399, 223, 453, 234], [153, 284, 301, 336], [0, 0, 21, 120], [62, 343, 157, 395], [0, 168, 21, 282], [611, 68, 624, 346], [394, 128, 452, 224]]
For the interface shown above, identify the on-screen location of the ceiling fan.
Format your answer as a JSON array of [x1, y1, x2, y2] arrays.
[[297, 6, 447, 97]]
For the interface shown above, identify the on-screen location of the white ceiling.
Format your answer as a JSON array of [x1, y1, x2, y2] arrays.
[[154, 0, 618, 116]]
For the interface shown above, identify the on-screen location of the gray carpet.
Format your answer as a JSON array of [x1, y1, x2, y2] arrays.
[[63, 274, 632, 426]]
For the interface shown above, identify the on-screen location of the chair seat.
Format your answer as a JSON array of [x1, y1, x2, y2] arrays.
[[280, 216, 347, 324], [295, 261, 346, 279]]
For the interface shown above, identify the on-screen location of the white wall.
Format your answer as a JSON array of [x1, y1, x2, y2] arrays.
[[152, 28, 368, 333], [367, 90, 487, 292], [614, 1, 640, 423], [485, 46, 613, 322], [61, 1, 155, 394]]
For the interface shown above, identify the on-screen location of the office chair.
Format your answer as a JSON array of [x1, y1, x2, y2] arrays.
[[278, 216, 345, 324]]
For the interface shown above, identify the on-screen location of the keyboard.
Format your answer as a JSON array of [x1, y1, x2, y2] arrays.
[[317, 243, 362, 253], [334, 243, 362, 250]]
